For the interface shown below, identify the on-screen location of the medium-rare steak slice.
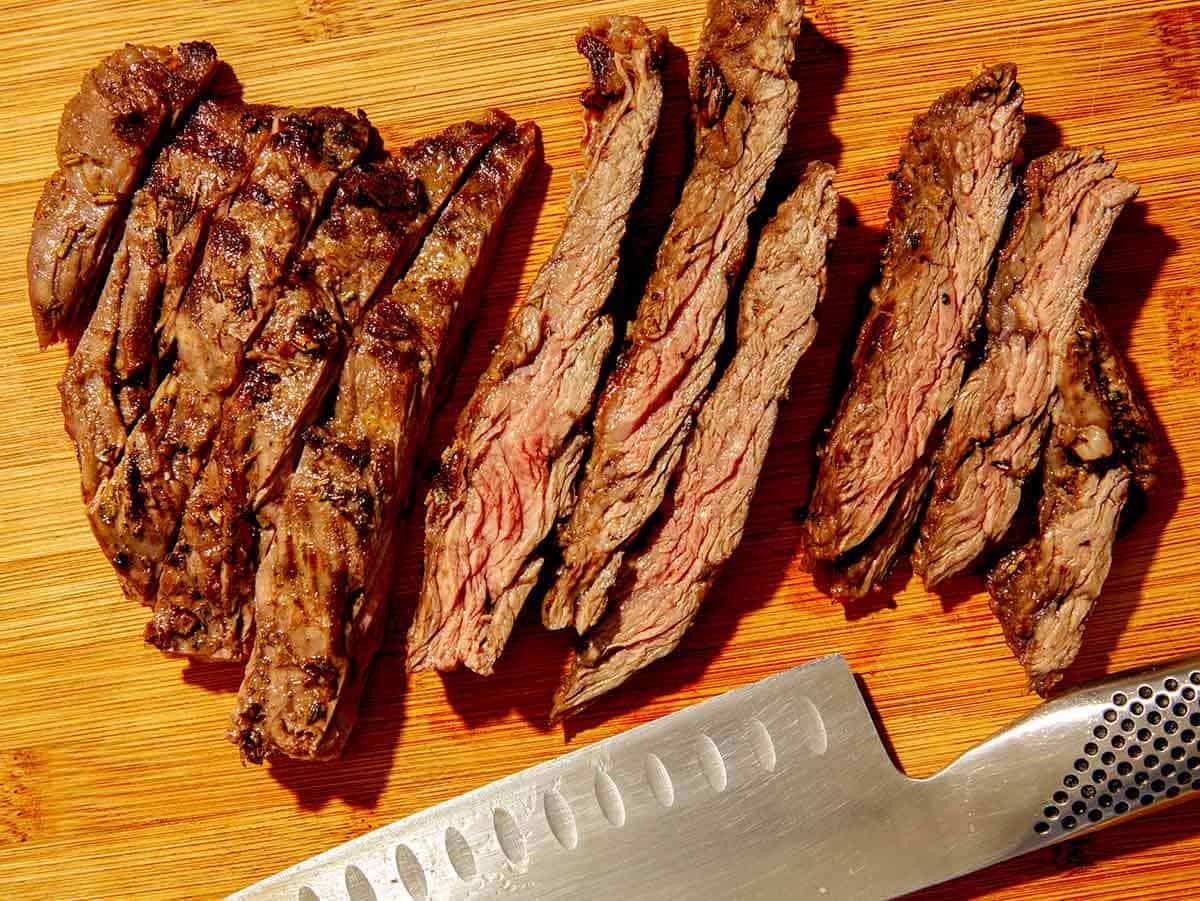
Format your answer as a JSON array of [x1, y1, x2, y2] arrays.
[[59, 101, 273, 504], [230, 123, 540, 762], [28, 41, 218, 348], [147, 114, 507, 661], [914, 150, 1138, 586], [802, 65, 1024, 571], [988, 302, 1157, 694], [407, 17, 666, 676], [554, 163, 837, 719], [86, 107, 369, 604], [827, 446, 938, 600], [545, 0, 804, 634], [832, 149, 1138, 599]]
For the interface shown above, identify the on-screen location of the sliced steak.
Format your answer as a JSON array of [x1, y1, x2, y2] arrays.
[[914, 150, 1138, 586], [147, 114, 507, 661], [802, 65, 1024, 573], [407, 18, 666, 676], [29, 42, 218, 348], [554, 163, 837, 719], [229, 122, 540, 762], [59, 101, 273, 504], [545, 0, 804, 634], [86, 108, 370, 604], [834, 149, 1137, 598], [827, 444, 938, 599], [988, 302, 1157, 694]]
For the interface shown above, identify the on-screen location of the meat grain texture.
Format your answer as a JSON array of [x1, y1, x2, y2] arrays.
[[147, 115, 506, 662], [803, 64, 1025, 598], [408, 17, 666, 676], [230, 123, 540, 762], [988, 302, 1157, 694], [555, 162, 837, 720], [86, 108, 369, 604], [546, 0, 805, 635], [29, 42, 218, 347], [59, 101, 274, 505], [914, 149, 1138, 586]]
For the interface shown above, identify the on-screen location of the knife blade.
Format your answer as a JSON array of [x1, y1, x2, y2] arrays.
[[231, 653, 1200, 900]]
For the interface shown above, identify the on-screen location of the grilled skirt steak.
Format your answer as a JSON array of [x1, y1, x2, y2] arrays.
[[86, 108, 370, 604], [827, 444, 939, 600], [29, 42, 218, 348], [914, 150, 1137, 587], [59, 101, 273, 505], [230, 122, 540, 762], [147, 114, 508, 661], [554, 163, 837, 720], [545, 0, 804, 634], [407, 17, 666, 676], [802, 65, 1024, 576], [988, 302, 1157, 694]]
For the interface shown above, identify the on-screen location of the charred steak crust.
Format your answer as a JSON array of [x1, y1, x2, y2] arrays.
[[554, 163, 838, 720], [230, 122, 541, 762], [406, 17, 666, 676], [85, 107, 370, 605], [987, 302, 1157, 695], [914, 149, 1138, 587], [802, 65, 1024, 577], [545, 0, 804, 635], [147, 114, 508, 662], [59, 101, 273, 505], [28, 41, 219, 348]]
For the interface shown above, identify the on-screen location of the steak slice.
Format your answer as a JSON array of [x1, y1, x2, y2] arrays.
[[28, 42, 218, 348], [147, 114, 507, 661], [802, 65, 1024, 569], [545, 0, 804, 634], [554, 163, 837, 719], [988, 302, 1157, 694], [59, 101, 273, 505], [229, 122, 540, 762], [86, 108, 370, 604], [827, 444, 938, 600], [914, 150, 1138, 586], [407, 17, 666, 676]]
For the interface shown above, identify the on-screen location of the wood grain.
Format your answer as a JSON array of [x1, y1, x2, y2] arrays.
[[1, 1, 1199, 898]]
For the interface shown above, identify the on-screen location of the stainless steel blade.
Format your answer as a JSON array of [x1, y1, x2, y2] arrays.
[[232, 653, 1200, 900]]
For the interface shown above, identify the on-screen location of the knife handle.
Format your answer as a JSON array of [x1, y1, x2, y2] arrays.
[[930, 655, 1200, 865]]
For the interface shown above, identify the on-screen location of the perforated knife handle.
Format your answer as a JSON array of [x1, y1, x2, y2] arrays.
[[929, 656, 1200, 871]]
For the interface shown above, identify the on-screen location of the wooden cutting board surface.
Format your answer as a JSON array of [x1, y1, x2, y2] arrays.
[[2, 0, 1200, 898]]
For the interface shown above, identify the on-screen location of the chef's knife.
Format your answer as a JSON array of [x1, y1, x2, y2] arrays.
[[232, 654, 1200, 900]]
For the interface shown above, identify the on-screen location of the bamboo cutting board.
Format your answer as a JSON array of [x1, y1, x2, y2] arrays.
[[2, 0, 1199, 898]]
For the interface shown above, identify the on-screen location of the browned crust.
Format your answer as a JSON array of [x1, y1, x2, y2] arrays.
[[28, 42, 219, 347], [229, 121, 541, 762]]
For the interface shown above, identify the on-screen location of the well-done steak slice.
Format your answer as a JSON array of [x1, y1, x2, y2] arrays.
[[147, 114, 508, 661], [407, 17, 666, 676], [86, 107, 370, 604], [545, 0, 804, 634], [554, 163, 837, 720], [59, 101, 273, 505], [914, 149, 1138, 586], [988, 302, 1157, 695], [802, 65, 1024, 574], [229, 122, 540, 762], [29, 41, 218, 348]]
